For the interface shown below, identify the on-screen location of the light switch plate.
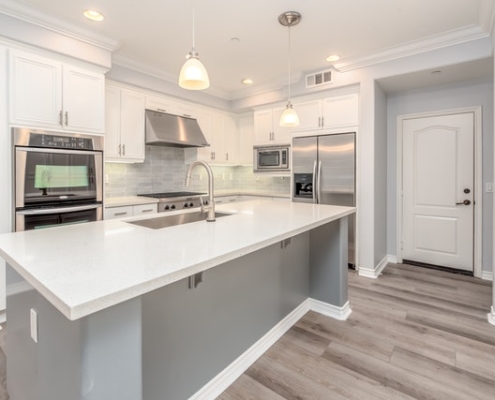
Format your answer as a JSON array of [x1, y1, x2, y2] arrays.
[[30, 309, 38, 343], [486, 183, 494, 193]]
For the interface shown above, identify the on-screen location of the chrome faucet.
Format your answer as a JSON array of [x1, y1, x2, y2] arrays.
[[185, 160, 215, 222]]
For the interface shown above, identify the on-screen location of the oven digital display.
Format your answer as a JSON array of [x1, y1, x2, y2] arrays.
[[34, 165, 89, 188]]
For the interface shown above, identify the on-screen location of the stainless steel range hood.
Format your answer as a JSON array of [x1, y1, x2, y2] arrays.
[[145, 109, 209, 148]]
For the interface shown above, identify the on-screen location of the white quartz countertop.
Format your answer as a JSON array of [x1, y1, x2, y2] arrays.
[[0, 200, 355, 321], [105, 196, 159, 207]]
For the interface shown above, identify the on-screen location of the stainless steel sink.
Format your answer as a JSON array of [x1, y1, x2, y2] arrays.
[[126, 210, 232, 230]]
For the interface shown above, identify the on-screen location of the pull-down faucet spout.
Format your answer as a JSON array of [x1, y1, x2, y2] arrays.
[[185, 160, 215, 222]]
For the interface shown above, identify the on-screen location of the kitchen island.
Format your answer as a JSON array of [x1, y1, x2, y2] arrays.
[[0, 199, 354, 400]]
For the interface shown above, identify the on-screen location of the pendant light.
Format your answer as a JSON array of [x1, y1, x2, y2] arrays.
[[179, 1, 210, 90], [279, 11, 301, 127]]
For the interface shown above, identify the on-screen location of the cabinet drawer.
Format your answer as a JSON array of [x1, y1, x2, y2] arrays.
[[104, 206, 133, 220], [133, 204, 157, 216]]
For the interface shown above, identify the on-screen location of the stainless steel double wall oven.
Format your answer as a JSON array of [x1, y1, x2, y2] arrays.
[[13, 128, 104, 231]]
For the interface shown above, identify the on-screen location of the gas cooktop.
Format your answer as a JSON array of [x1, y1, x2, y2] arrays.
[[137, 191, 206, 199]]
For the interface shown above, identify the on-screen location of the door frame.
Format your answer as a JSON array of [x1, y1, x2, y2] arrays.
[[396, 107, 482, 278]]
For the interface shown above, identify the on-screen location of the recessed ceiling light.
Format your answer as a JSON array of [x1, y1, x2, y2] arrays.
[[326, 54, 340, 62], [241, 78, 253, 85], [431, 70, 442, 75], [231, 37, 241, 43], [84, 10, 104, 22]]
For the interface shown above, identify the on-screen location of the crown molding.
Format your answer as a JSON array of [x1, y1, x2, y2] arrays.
[[479, 0, 495, 36], [112, 54, 231, 100], [0, 0, 119, 51], [333, 25, 490, 73]]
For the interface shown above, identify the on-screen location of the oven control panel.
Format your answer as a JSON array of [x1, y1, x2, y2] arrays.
[[29, 134, 94, 150]]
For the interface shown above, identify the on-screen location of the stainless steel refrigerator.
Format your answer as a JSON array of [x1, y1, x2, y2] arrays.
[[292, 132, 356, 266]]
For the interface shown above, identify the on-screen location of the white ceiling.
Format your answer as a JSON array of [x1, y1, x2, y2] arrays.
[[11, 0, 495, 98]]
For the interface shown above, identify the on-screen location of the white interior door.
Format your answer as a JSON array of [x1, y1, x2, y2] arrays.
[[402, 113, 474, 271]]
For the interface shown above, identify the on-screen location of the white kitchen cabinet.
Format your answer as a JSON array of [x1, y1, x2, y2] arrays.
[[322, 94, 359, 129], [145, 95, 174, 114], [254, 107, 292, 145], [9, 50, 104, 133], [185, 112, 239, 165], [292, 93, 359, 133], [237, 115, 255, 165], [105, 85, 146, 163], [104, 205, 134, 220], [214, 196, 237, 204], [104, 203, 157, 220]]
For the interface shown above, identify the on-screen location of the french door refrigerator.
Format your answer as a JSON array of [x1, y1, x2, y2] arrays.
[[292, 132, 356, 266]]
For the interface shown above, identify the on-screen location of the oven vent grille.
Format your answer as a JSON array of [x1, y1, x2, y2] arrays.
[[306, 70, 332, 88]]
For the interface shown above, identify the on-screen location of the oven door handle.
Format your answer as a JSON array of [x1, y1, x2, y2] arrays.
[[17, 204, 101, 215], [16, 147, 103, 156]]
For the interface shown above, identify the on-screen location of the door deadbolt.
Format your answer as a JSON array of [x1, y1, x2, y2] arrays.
[[464, 188, 471, 194], [456, 200, 471, 206]]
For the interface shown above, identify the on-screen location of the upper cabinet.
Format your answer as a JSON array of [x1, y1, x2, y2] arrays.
[[253, 107, 292, 145], [237, 115, 255, 165], [105, 85, 145, 163], [292, 93, 359, 133], [9, 50, 105, 134]]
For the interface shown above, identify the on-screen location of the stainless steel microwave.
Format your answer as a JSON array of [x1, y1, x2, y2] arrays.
[[254, 145, 290, 172]]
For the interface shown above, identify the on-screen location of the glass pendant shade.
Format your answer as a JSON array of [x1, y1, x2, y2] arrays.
[[179, 53, 210, 90], [279, 103, 299, 127]]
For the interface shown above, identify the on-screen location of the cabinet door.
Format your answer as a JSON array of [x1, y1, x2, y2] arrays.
[[105, 86, 122, 160], [145, 95, 174, 114], [223, 116, 237, 164], [63, 66, 105, 133], [272, 107, 292, 144], [9, 51, 62, 129], [120, 89, 145, 162], [196, 111, 213, 161], [209, 115, 225, 163], [322, 94, 359, 129], [291, 100, 321, 132], [254, 109, 273, 144], [237, 116, 254, 165]]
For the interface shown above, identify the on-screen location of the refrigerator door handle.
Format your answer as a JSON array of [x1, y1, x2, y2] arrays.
[[312, 160, 318, 204], [317, 161, 322, 204]]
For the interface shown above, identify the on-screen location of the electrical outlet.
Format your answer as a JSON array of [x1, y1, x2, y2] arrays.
[[230, 173, 233, 180], [221, 173, 225, 180], [105, 174, 109, 184], [30, 309, 38, 343]]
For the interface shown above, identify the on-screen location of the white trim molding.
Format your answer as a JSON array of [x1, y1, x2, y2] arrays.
[[358, 255, 391, 279], [481, 271, 493, 281], [190, 297, 351, 400], [488, 306, 495, 326]]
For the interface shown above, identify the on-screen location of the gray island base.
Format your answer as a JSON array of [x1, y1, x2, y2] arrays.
[[3, 201, 352, 399]]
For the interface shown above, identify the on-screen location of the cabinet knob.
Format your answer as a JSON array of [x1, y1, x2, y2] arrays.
[[122, 144, 126, 156], [59, 110, 63, 126], [65, 111, 68, 126], [118, 144, 122, 156]]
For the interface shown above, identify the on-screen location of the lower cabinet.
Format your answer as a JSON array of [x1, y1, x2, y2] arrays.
[[104, 204, 157, 220]]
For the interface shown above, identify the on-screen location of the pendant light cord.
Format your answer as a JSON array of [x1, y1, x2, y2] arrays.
[[287, 24, 291, 103], [191, 0, 196, 53]]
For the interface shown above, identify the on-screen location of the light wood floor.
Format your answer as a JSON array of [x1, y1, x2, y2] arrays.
[[219, 263, 495, 400]]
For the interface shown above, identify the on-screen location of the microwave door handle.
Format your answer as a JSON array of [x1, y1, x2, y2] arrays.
[[312, 161, 318, 204], [17, 204, 100, 215]]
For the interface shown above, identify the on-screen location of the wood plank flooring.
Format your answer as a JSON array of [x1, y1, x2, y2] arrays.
[[219, 263, 495, 400], [0, 264, 491, 400]]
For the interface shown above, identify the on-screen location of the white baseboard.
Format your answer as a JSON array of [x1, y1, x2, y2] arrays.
[[190, 299, 311, 400], [387, 255, 398, 264], [358, 255, 391, 279], [310, 299, 352, 321], [481, 271, 493, 281], [0, 311, 5, 325], [488, 306, 495, 326], [190, 297, 351, 400]]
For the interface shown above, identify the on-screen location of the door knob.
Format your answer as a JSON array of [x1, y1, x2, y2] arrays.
[[456, 200, 471, 206]]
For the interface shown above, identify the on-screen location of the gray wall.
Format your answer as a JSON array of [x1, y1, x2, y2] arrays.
[[386, 78, 494, 273]]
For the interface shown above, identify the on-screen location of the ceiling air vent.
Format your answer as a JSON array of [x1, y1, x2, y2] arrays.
[[306, 70, 332, 88]]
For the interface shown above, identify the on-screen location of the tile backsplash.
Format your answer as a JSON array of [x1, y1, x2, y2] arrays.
[[105, 146, 290, 198]]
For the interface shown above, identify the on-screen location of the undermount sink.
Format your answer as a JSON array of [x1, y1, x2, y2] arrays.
[[126, 210, 232, 230]]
